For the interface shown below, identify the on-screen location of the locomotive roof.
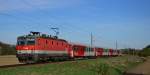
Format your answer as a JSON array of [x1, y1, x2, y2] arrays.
[[39, 37, 68, 42], [18, 35, 67, 42], [17, 32, 67, 42]]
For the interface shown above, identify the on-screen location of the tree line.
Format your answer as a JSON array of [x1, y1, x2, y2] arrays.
[[122, 45, 150, 57], [0, 42, 16, 55], [138, 45, 150, 57]]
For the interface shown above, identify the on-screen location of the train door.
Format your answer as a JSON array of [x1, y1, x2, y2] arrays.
[[68, 44, 74, 58], [85, 47, 93, 57]]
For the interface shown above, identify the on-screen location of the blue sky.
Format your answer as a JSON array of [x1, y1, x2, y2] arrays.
[[0, 0, 150, 49]]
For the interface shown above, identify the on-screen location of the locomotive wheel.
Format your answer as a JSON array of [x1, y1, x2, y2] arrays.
[[25, 55, 39, 64], [18, 58, 24, 63]]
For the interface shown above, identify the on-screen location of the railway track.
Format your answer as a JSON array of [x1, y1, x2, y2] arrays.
[[0, 57, 99, 69], [0, 64, 29, 68], [0, 61, 65, 69], [0, 59, 80, 69]]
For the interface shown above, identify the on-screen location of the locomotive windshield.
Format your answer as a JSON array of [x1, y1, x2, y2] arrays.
[[17, 40, 26, 45], [17, 38, 35, 45], [27, 40, 35, 45]]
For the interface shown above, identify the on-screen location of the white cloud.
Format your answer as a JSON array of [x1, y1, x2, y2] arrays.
[[0, 0, 82, 12]]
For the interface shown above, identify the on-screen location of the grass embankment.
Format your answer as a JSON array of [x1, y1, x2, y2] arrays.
[[0, 56, 143, 75]]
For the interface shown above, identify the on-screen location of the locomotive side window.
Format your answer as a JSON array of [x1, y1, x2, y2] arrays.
[[46, 40, 48, 44], [52, 41, 53, 45], [57, 42, 58, 45], [38, 39, 40, 45]]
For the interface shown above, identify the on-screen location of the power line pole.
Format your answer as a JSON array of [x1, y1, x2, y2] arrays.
[[116, 40, 118, 50], [90, 33, 93, 56], [91, 33, 93, 48]]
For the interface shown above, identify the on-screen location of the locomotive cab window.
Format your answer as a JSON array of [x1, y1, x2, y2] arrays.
[[27, 40, 35, 45], [17, 40, 26, 45], [26, 38, 35, 45]]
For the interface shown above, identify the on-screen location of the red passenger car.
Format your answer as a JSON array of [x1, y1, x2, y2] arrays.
[[109, 49, 113, 56], [72, 44, 86, 57], [95, 48, 103, 57]]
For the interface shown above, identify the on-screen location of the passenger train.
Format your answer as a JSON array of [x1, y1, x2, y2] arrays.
[[16, 32, 121, 63]]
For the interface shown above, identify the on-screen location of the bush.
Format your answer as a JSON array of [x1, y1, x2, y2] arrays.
[[90, 62, 122, 75], [138, 45, 150, 57]]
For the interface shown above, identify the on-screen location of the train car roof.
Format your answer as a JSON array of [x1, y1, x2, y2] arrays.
[[69, 42, 89, 47]]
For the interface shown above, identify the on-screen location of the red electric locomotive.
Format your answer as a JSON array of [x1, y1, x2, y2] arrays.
[[16, 32, 73, 63]]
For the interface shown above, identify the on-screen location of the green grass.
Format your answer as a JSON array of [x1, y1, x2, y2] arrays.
[[0, 56, 142, 75]]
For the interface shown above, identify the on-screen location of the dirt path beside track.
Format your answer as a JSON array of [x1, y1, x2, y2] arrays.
[[0, 55, 21, 66], [125, 57, 150, 75]]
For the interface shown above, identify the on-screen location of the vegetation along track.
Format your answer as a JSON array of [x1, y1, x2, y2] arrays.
[[0, 58, 88, 69]]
